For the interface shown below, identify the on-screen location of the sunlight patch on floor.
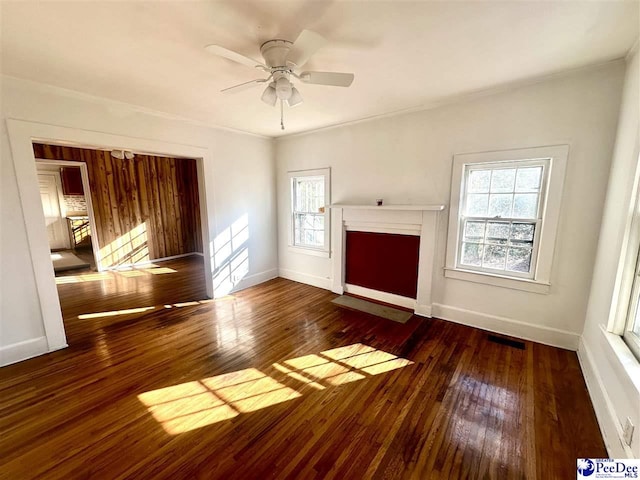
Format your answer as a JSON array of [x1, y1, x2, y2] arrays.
[[138, 343, 413, 435], [138, 368, 300, 434], [56, 264, 178, 284], [78, 306, 155, 320]]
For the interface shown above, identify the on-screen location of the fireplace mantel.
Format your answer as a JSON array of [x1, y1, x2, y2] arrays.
[[330, 204, 445, 317], [330, 204, 445, 211]]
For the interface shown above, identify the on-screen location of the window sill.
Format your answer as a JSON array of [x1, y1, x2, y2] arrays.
[[444, 267, 550, 294], [288, 246, 330, 258]]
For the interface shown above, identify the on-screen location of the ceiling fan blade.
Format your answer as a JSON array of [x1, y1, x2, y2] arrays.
[[205, 44, 266, 70], [286, 30, 327, 68], [299, 71, 354, 87], [221, 78, 269, 93]]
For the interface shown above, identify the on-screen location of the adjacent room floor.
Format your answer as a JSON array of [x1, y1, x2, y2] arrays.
[[54, 254, 208, 344], [0, 266, 606, 479]]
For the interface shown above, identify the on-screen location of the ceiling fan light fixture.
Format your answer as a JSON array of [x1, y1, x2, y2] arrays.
[[261, 83, 277, 106], [111, 149, 124, 159], [275, 77, 292, 100], [287, 87, 303, 107]]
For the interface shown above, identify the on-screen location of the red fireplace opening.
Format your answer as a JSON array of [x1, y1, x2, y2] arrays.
[[345, 231, 420, 299]]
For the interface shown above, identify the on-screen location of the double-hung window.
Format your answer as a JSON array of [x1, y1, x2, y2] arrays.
[[289, 168, 330, 256], [445, 145, 568, 293], [458, 160, 547, 278]]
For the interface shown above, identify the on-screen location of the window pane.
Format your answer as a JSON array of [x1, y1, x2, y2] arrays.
[[510, 223, 535, 242], [486, 222, 509, 244], [294, 177, 324, 213], [468, 170, 491, 193], [461, 242, 483, 266], [466, 194, 489, 216], [304, 229, 315, 245], [515, 167, 542, 192], [304, 214, 315, 229], [483, 245, 507, 269], [490, 169, 516, 193], [506, 247, 532, 273], [488, 194, 512, 218], [464, 221, 485, 240], [513, 193, 538, 218]]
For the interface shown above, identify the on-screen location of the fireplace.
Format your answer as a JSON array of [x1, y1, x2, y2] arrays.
[[330, 204, 445, 317]]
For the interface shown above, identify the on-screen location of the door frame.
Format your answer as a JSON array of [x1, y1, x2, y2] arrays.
[[36, 160, 102, 268], [7, 119, 214, 354]]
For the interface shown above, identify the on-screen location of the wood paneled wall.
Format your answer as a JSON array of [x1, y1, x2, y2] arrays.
[[33, 143, 202, 269]]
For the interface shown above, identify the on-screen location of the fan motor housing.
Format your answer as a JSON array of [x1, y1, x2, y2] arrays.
[[260, 39, 292, 68]]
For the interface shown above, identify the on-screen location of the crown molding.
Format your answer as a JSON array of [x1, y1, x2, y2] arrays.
[[277, 57, 626, 141], [0, 75, 270, 140]]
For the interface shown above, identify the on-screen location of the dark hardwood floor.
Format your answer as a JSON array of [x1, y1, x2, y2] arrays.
[[0, 257, 606, 479]]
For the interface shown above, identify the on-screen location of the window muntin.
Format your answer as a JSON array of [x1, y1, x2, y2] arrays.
[[290, 169, 329, 252], [457, 160, 548, 279]]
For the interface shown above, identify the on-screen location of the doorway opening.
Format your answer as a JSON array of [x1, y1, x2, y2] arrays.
[[36, 161, 97, 274], [33, 142, 209, 344]]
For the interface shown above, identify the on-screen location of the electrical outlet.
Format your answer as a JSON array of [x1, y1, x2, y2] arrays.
[[623, 417, 634, 446]]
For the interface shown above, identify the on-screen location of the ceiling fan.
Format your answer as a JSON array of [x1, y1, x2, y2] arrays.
[[205, 30, 354, 130]]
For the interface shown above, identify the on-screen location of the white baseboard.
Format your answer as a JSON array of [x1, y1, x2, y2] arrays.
[[414, 304, 432, 318], [431, 303, 580, 350], [279, 268, 331, 290], [105, 252, 201, 271], [0, 336, 50, 367], [232, 268, 279, 292], [577, 337, 634, 458]]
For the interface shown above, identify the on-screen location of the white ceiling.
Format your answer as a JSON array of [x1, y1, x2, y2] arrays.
[[1, 1, 638, 137]]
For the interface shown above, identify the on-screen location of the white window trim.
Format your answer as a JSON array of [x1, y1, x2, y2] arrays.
[[288, 168, 331, 257], [610, 156, 640, 361], [445, 145, 569, 294]]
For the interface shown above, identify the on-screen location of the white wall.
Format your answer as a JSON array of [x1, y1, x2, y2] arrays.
[[276, 61, 625, 350], [579, 46, 640, 458], [0, 76, 277, 364]]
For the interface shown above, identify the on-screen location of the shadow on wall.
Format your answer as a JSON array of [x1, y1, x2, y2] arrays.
[[212, 214, 249, 297]]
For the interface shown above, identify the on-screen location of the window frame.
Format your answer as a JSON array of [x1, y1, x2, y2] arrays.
[[445, 145, 569, 294], [614, 174, 640, 362], [288, 168, 331, 257], [623, 248, 640, 360], [456, 158, 549, 280]]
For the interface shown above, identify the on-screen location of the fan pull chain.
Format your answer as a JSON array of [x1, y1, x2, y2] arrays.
[[280, 99, 285, 130]]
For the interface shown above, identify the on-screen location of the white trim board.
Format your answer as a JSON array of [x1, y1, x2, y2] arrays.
[[0, 337, 52, 367], [577, 337, 634, 458], [2, 75, 270, 140], [7, 119, 214, 356], [106, 252, 203, 271], [431, 303, 580, 350], [278, 268, 332, 291], [232, 268, 279, 294], [279, 59, 625, 139]]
